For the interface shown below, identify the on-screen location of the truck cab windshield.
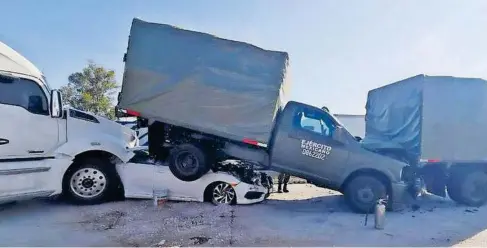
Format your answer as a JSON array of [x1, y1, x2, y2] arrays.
[[298, 107, 356, 143]]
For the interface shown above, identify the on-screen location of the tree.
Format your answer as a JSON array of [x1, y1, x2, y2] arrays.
[[60, 61, 119, 120]]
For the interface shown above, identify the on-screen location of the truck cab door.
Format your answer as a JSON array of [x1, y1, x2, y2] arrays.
[[0, 75, 62, 202], [270, 105, 350, 185]]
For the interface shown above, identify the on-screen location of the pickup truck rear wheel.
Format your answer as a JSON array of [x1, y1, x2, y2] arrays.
[[63, 158, 119, 204], [169, 144, 211, 182], [447, 168, 487, 207], [344, 175, 388, 214]]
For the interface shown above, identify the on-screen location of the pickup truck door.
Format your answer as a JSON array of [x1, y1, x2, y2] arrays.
[[0, 76, 60, 203], [270, 106, 350, 184]]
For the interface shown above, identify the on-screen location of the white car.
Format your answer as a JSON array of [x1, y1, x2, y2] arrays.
[[116, 151, 272, 205]]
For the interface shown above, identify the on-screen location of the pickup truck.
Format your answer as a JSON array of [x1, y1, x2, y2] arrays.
[[123, 101, 412, 213], [117, 18, 413, 213]]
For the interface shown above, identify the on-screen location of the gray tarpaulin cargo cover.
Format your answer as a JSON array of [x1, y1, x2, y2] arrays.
[[118, 18, 290, 144], [362, 74, 487, 163]]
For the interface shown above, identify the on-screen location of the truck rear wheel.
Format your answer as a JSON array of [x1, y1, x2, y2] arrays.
[[447, 168, 487, 207], [344, 175, 388, 214], [169, 144, 211, 182]]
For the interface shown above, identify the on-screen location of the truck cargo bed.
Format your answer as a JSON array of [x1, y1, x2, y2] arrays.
[[363, 74, 487, 163], [118, 18, 290, 145]]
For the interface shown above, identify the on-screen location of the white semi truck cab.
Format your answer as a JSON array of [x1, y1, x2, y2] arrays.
[[0, 41, 137, 204]]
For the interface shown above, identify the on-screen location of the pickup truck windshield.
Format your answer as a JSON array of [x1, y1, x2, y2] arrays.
[[299, 107, 356, 141]]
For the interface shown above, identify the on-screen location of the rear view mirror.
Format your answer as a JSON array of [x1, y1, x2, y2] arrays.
[[50, 90, 62, 118], [303, 111, 319, 119]]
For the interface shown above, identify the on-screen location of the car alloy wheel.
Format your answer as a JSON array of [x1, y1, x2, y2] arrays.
[[211, 182, 236, 205]]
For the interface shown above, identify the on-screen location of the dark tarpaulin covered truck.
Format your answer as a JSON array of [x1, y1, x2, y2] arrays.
[[118, 18, 289, 181], [118, 18, 414, 213], [362, 74, 487, 207], [118, 18, 289, 145]]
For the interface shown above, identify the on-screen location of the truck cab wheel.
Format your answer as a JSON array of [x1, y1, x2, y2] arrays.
[[169, 144, 211, 182], [63, 158, 120, 205], [447, 169, 487, 207], [344, 175, 388, 214]]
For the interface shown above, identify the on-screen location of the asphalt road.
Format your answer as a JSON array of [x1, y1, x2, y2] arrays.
[[1, 184, 487, 247]]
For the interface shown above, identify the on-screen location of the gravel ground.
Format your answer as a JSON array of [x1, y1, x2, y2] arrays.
[[1, 184, 487, 247]]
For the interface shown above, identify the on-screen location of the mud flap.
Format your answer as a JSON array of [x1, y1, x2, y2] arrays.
[[421, 163, 448, 197]]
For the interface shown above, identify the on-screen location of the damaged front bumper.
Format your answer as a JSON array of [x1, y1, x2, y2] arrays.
[[234, 182, 269, 204], [215, 160, 273, 204], [389, 180, 419, 210]]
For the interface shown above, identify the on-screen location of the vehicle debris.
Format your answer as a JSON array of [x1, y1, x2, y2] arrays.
[[154, 239, 166, 247], [190, 236, 210, 245]]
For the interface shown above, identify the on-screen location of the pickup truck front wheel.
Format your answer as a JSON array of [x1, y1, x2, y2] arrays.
[[169, 144, 211, 182], [344, 175, 388, 214]]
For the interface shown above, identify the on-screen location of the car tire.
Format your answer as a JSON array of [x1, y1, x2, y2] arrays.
[[210, 182, 237, 205], [447, 168, 487, 207], [344, 175, 388, 214], [63, 157, 120, 205], [169, 144, 211, 182]]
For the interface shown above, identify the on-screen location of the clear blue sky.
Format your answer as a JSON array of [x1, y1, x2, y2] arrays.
[[2, 0, 487, 114]]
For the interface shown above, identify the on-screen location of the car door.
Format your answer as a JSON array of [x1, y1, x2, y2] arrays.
[[0, 75, 60, 202], [271, 105, 350, 185]]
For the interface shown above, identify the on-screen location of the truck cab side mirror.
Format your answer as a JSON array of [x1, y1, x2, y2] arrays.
[[50, 90, 63, 118]]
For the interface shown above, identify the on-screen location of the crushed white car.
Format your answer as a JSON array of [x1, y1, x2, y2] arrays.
[[117, 150, 273, 205]]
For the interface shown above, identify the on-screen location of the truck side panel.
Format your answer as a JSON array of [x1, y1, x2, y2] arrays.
[[421, 77, 487, 161]]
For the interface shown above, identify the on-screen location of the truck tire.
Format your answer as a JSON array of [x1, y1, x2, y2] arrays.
[[63, 157, 120, 205], [344, 175, 388, 214], [169, 144, 211, 182], [447, 168, 487, 207]]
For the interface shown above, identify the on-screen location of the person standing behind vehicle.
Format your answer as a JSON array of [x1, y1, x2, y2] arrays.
[[277, 173, 290, 193]]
